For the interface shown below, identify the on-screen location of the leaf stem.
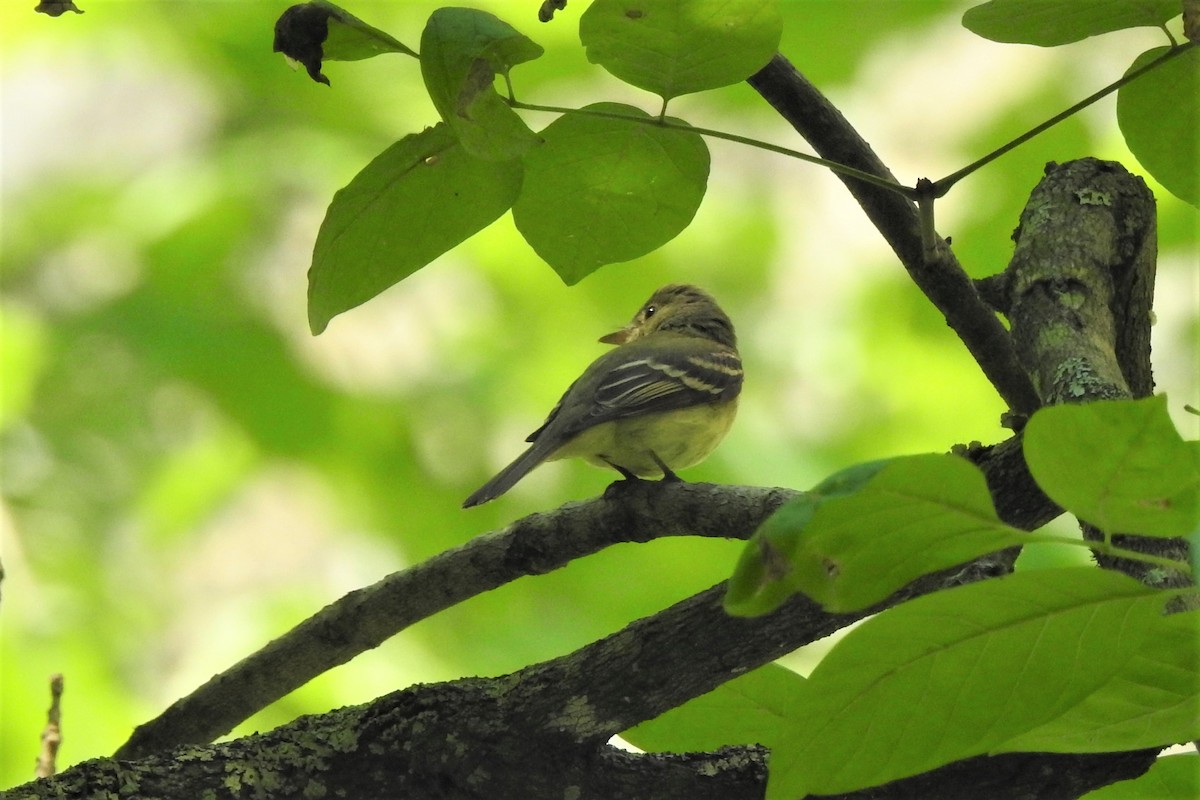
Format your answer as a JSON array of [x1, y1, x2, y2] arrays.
[[508, 98, 914, 197], [1040, 531, 1195, 576], [931, 40, 1199, 196]]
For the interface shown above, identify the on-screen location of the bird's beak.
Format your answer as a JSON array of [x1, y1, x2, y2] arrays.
[[599, 325, 635, 345]]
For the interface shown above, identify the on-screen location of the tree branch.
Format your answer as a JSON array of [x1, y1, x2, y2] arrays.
[[19, 544, 1149, 800], [1001, 157, 1190, 590], [747, 54, 1042, 419], [116, 481, 797, 760]]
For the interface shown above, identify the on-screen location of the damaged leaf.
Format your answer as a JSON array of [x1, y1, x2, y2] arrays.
[[420, 7, 543, 160], [274, 0, 415, 85]]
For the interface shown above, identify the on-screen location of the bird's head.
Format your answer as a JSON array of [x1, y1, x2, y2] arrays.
[[599, 284, 737, 349]]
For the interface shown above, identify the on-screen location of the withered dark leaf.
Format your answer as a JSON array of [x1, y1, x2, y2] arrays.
[[538, 0, 568, 23], [35, 1, 84, 16], [273, 2, 337, 85]]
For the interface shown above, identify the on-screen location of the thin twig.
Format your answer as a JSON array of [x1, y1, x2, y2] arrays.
[[932, 41, 1197, 195], [509, 98, 913, 196], [35, 674, 64, 779]]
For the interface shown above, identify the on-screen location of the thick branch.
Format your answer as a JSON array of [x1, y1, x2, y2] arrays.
[[20, 682, 769, 800], [20, 552, 1149, 800], [1002, 157, 1189, 589], [1006, 159, 1157, 403], [117, 481, 797, 760]]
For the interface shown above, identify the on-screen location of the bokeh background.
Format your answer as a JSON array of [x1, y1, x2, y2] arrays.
[[2, 0, 1195, 786]]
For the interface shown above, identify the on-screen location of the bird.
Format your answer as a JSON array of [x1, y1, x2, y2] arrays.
[[463, 284, 743, 508]]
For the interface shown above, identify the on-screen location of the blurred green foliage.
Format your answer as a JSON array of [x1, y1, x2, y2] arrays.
[[1, 0, 1194, 788]]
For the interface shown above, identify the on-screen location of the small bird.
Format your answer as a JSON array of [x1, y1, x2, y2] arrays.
[[463, 284, 743, 508]]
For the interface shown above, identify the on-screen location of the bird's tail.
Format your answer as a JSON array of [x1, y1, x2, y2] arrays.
[[462, 442, 553, 508]]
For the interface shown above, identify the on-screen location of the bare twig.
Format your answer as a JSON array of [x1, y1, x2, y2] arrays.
[[35, 674, 64, 779]]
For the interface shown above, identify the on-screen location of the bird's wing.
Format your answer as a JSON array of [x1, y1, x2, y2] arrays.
[[526, 338, 743, 442]]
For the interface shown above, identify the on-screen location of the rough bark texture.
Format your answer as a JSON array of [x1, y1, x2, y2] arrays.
[[10, 66, 1175, 800], [1002, 158, 1190, 590], [1006, 159, 1157, 404]]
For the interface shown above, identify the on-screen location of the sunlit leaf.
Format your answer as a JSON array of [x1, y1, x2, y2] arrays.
[[767, 569, 1168, 798], [274, 0, 415, 85], [962, 0, 1180, 46], [996, 610, 1200, 753], [1118, 46, 1200, 208], [725, 495, 815, 617], [420, 7, 543, 161], [727, 455, 1037, 615], [622, 663, 804, 753], [725, 459, 891, 616], [788, 454, 1029, 611], [512, 102, 709, 284], [308, 124, 522, 333], [1081, 754, 1200, 800], [1024, 397, 1200, 537], [580, 0, 782, 99]]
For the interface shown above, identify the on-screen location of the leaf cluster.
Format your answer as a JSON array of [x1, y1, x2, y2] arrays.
[[633, 396, 1199, 798], [275, 0, 781, 332], [273, 0, 1196, 333]]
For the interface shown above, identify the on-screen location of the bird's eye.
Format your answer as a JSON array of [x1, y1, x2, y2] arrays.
[[643, 304, 657, 319]]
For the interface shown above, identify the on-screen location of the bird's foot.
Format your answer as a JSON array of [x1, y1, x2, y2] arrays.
[[602, 457, 640, 481], [602, 458, 642, 500], [650, 451, 682, 483]]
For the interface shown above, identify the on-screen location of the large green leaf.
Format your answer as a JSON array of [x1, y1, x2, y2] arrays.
[[725, 490, 825, 618], [420, 7, 543, 161], [1118, 46, 1200, 208], [622, 663, 804, 753], [995, 610, 1200, 753], [726, 454, 1038, 615], [512, 102, 709, 284], [1081, 754, 1200, 800], [273, 1, 415, 85], [962, 0, 1180, 46], [580, 0, 782, 100], [308, 124, 522, 333], [1024, 397, 1200, 537], [766, 569, 1168, 799]]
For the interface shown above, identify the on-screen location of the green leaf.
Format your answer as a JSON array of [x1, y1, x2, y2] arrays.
[[1024, 396, 1200, 537], [725, 492, 819, 617], [725, 458, 894, 617], [622, 663, 804, 753], [580, 0, 782, 100], [274, 1, 415, 85], [726, 454, 1037, 615], [1081, 754, 1200, 800], [809, 458, 895, 496], [307, 124, 522, 334], [420, 7, 543, 161], [766, 569, 1167, 799], [995, 609, 1200, 753], [962, 0, 1180, 47], [791, 454, 1032, 611], [1118, 46, 1200, 208], [512, 103, 709, 284]]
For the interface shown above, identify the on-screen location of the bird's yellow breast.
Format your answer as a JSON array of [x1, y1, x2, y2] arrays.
[[547, 399, 738, 477]]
